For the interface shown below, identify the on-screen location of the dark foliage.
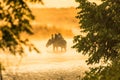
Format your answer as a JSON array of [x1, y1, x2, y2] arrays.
[[0, 0, 42, 55], [73, 0, 120, 80]]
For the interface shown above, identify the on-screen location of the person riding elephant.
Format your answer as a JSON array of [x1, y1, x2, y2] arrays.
[[46, 33, 67, 52], [57, 33, 63, 40], [51, 33, 64, 41]]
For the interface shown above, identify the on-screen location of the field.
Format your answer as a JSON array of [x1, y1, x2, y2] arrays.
[[0, 8, 89, 80], [1, 39, 89, 80]]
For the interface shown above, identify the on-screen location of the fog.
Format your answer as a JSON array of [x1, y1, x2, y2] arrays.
[[2, 39, 88, 72], [1, 38, 89, 80], [0, 7, 89, 80]]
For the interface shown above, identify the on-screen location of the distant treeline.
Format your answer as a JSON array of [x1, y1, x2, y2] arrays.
[[22, 25, 74, 40]]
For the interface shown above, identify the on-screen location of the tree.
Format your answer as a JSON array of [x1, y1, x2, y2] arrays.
[[0, 0, 43, 79], [73, 0, 120, 79], [0, 0, 43, 55]]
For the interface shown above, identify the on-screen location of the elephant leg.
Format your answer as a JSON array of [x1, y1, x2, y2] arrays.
[[64, 47, 66, 52], [60, 47, 62, 52], [61, 48, 62, 52], [56, 47, 58, 52], [53, 46, 55, 52]]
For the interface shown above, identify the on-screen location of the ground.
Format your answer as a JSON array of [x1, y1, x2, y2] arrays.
[[1, 39, 89, 80]]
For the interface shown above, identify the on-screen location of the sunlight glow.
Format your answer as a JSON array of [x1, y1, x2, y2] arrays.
[[29, 0, 79, 8], [89, 0, 102, 5], [28, 0, 101, 8]]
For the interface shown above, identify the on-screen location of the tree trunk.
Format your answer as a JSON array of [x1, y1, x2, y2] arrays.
[[0, 63, 3, 80]]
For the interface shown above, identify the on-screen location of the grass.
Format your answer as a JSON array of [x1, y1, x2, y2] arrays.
[[3, 68, 85, 80]]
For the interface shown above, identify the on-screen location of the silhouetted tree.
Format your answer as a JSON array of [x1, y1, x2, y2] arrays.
[[0, 0, 43, 79], [73, 0, 120, 79]]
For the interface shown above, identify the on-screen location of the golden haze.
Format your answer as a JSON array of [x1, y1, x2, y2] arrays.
[[23, 7, 80, 40]]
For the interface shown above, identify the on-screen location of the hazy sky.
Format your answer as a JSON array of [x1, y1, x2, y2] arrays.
[[29, 0, 101, 8], [29, 0, 78, 8]]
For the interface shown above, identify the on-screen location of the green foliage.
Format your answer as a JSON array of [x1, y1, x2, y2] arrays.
[[74, 0, 120, 64], [83, 60, 120, 80], [0, 0, 42, 55], [73, 0, 120, 79]]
